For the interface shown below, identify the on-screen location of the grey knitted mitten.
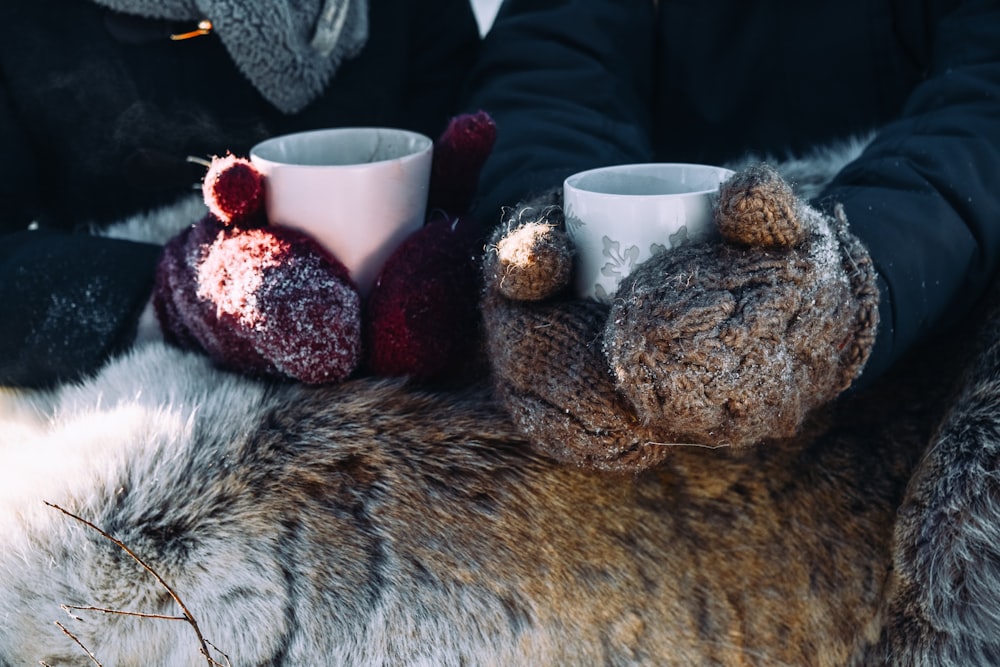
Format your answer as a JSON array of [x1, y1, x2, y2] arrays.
[[482, 164, 880, 473]]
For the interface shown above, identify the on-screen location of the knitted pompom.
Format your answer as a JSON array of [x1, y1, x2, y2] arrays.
[[202, 154, 265, 227], [365, 214, 481, 380], [491, 221, 573, 302], [715, 163, 805, 249], [154, 215, 362, 384], [428, 110, 498, 215]]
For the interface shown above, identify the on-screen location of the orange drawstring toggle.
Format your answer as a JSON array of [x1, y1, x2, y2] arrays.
[[170, 20, 213, 41]]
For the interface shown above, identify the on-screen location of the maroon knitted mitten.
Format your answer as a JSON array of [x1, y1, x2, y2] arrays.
[[364, 111, 497, 381], [155, 215, 362, 384], [364, 212, 482, 380], [154, 112, 497, 386], [481, 164, 879, 472], [153, 155, 362, 384]]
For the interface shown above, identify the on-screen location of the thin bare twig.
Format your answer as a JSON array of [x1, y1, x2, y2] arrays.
[[44, 502, 223, 667], [205, 640, 233, 667], [62, 604, 188, 622], [51, 621, 103, 667]]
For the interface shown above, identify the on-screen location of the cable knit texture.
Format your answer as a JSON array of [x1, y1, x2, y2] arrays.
[[482, 195, 671, 472], [481, 164, 880, 472], [481, 276, 673, 472]]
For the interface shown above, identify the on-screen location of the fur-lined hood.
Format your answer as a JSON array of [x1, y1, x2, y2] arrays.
[[90, 0, 368, 113]]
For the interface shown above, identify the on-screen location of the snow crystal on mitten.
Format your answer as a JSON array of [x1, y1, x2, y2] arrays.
[[154, 215, 362, 384]]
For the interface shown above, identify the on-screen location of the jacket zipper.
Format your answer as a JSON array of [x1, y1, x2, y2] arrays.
[[169, 20, 213, 41]]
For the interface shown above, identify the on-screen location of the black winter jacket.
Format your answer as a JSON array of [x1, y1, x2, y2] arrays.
[[0, 0, 480, 387], [462, 0, 1000, 386]]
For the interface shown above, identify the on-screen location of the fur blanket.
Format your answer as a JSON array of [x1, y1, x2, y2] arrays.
[[2, 147, 999, 665]]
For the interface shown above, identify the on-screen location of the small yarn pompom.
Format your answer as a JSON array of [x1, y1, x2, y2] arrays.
[[365, 214, 481, 380], [202, 154, 265, 227], [715, 163, 805, 249], [154, 215, 362, 384], [492, 221, 573, 302], [428, 110, 498, 215]]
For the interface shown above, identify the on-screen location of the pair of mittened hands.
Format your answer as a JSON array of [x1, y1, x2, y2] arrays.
[[154, 112, 496, 385], [156, 128, 880, 476], [481, 164, 880, 472]]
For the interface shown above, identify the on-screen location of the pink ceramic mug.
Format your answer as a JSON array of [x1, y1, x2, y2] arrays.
[[250, 127, 433, 296]]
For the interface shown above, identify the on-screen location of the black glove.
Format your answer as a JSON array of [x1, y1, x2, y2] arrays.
[[0, 229, 162, 388]]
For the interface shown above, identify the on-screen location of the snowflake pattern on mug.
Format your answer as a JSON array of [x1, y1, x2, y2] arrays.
[[564, 214, 585, 236], [599, 236, 641, 282], [593, 225, 691, 299], [668, 225, 689, 248]]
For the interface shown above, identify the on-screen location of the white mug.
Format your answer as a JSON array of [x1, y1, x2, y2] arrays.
[[563, 162, 734, 302], [250, 127, 433, 296]]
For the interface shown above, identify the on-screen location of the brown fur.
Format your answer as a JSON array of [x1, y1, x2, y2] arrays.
[[0, 280, 990, 664], [258, 376, 934, 665], [2, 144, 996, 666], [862, 283, 1000, 665]]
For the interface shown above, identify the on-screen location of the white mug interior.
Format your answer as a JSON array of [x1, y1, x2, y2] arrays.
[[251, 127, 431, 167]]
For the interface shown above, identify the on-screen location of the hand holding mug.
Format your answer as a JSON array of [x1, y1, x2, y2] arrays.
[[482, 163, 880, 472]]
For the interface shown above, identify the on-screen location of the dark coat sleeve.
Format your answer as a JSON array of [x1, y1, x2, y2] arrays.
[[824, 0, 1000, 385], [399, 0, 482, 139], [461, 0, 657, 226], [0, 71, 38, 234], [0, 72, 163, 388]]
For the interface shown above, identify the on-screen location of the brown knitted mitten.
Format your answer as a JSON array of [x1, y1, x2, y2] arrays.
[[482, 196, 671, 472], [481, 165, 879, 472], [604, 164, 880, 447]]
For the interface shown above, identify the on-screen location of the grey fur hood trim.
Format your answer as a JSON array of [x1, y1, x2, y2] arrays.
[[91, 0, 368, 113]]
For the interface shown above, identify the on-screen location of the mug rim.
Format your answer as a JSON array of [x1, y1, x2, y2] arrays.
[[250, 127, 432, 169], [564, 162, 734, 198]]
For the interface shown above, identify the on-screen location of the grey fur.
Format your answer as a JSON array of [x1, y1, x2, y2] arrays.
[[1, 297, 994, 665], [861, 285, 1000, 665], [95, 192, 207, 245], [727, 133, 875, 201], [89, 0, 368, 113]]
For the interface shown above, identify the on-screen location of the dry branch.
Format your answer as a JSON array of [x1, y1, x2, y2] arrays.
[[44, 502, 230, 667]]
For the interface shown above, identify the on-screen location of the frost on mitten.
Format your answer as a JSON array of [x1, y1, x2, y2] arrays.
[[491, 208, 574, 302], [154, 154, 362, 384], [202, 153, 266, 227], [604, 164, 880, 447], [482, 165, 880, 472], [154, 216, 362, 384]]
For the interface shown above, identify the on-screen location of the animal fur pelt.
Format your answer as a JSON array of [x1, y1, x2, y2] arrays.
[[2, 140, 999, 665], [868, 283, 1000, 665], [2, 298, 995, 666], [0, 341, 935, 665]]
